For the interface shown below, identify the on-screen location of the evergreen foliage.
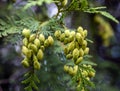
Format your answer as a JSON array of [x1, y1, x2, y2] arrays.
[[0, 0, 119, 91]]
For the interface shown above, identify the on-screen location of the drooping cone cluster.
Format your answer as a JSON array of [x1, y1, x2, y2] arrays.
[[54, 26, 89, 65], [54, 26, 95, 85], [64, 65, 78, 76], [21, 28, 54, 70]]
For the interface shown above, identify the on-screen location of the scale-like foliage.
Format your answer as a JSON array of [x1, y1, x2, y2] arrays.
[[0, 18, 20, 37], [24, 0, 53, 9], [84, 7, 119, 23]]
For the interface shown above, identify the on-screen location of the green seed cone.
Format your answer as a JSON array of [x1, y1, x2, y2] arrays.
[[22, 38, 28, 46], [77, 26, 83, 32], [22, 28, 30, 38], [70, 31, 75, 36], [22, 46, 29, 56], [88, 71, 95, 78], [69, 35, 74, 42], [72, 48, 79, 61], [79, 48, 84, 57], [77, 26, 84, 37], [40, 46, 45, 51], [60, 33, 65, 42], [64, 65, 69, 72], [48, 36, 54, 45], [30, 44, 38, 53], [27, 43, 32, 49], [65, 29, 70, 37], [63, 38, 68, 44], [68, 42, 75, 52], [44, 39, 49, 47], [75, 57, 83, 65], [26, 50, 32, 59], [34, 38, 40, 48], [37, 49, 44, 61], [54, 30, 61, 38], [73, 65, 78, 73], [82, 70, 88, 77], [29, 34, 36, 42], [84, 47, 89, 55], [83, 29, 88, 38], [64, 47, 69, 55], [75, 42, 80, 49], [72, 65, 78, 76], [62, 0, 68, 6], [68, 66, 74, 75], [21, 59, 30, 68], [33, 54, 38, 62], [34, 61, 41, 70], [82, 40, 87, 49], [76, 33, 83, 45], [69, 31, 75, 42], [66, 53, 72, 59], [39, 34, 45, 43]]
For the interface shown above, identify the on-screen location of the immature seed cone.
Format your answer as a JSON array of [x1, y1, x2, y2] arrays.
[[76, 33, 81, 40], [44, 39, 49, 47], [84, 47, 89, 55], [26, 50, 32, 59], [65, 29, 70, 37], [37, 49, 44, 61], [34, 61, 41, 70], [22, 28, 30, 38], [27, 43, 32, 49], [33, 55, 38, 62], [77, 26, 83, 32], [64, 47, 69, 55], [60, 33, 65, 42], [83, 29, 88, 38], [75, 57, 83, 65], [69, 31, 75, 42], [29, 34, 36, 42], [73, 65, 78, 73], [64, 65, 69, 72], [69, 35, 74, 42], [40, 46, 45, 51], [86, 77, 90, 81], [62, 0, 68, 6], [21, 59, 30, 68], [76, 33, 83, 45], [48, 36, 54, 45], [72, 48, 79, 61], [79, 48, 84, 57], [34, 38, 40, 48], [22, 46, 29, 56], [30, 44, 38, 53], [82, 40, 87, 49], [68, 42, 75, 52], [77, 26, 84, 37], [63, 38, 68, 44], [66, 53, 72, 59], [54, 30, 61, 38], [70, 31, 75, 36], [82, 70, 88, 77], [72, 65, 78, 75], [88, 71, 95, 78], [22, 38, 28, 46], [39, 34, 45, 43], [75, 42, 80, 49], [68, 66, 74, 75]]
